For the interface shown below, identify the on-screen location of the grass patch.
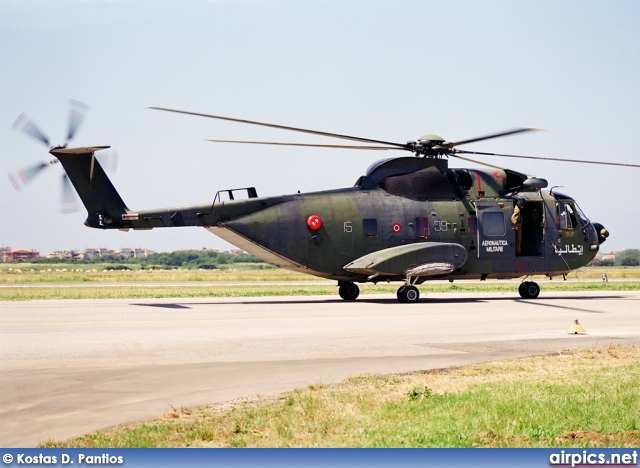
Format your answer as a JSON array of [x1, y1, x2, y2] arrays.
[[42, 346, 640, 448], [0, 264, 311, 284], [0, 285, 338, 300], [1, 281, 640, 301], [1, 264, 639, 285], [2, 281, 640, 301], [1, 264, 639, 300]]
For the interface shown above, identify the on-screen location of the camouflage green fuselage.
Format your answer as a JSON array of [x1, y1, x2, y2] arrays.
[[52, 150, 600, 284], [113, 158, 599, 283]]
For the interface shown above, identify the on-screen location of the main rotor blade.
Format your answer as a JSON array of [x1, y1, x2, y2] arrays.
[[449, 153, 506, 170], [206, 139, 403, 150], [67, 99, 89, 142], [438, 128, 539, 149], [12, 113, 51, 147], [456, 150, 640, 168], [7, 160, 57, 191], [148, 106, 409, 148]]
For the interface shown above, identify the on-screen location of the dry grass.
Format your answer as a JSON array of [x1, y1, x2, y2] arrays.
[[1, 264, 639, 285], [568, 266, 640, 279], [43, 346, 640, 448], [0, 264, 313, 284]]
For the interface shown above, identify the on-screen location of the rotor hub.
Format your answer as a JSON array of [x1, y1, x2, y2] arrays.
[[408, 135, 452, 158], [418, 134, 445, 144]]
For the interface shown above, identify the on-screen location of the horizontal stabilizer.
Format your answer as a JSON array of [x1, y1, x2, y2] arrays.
[[343, 242, 468, 277], [50, 146, 110, 154]]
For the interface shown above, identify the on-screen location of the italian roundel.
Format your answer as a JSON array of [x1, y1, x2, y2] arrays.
[[391, 222, 402, 233], [307, 214, 322, 230]]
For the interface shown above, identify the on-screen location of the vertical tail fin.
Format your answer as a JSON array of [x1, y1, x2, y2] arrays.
[[50, 146, 129, 228]]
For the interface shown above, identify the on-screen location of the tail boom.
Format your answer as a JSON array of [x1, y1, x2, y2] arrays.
[[52, 146, 287, 232]]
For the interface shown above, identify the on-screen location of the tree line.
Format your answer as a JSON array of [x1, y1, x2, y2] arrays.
[[589, 249, 640, 267], [26, 250, 265, 269]]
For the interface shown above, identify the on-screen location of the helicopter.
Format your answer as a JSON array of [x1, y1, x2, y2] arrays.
[[11, 104, 640, 303]]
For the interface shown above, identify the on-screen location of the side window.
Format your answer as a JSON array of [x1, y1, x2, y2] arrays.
[[557, 202, 577, 229], [363, 219, 378, 237], [482, 212, 505, 236], [415, 217, 429, 239], [468, 217, 477, 236]]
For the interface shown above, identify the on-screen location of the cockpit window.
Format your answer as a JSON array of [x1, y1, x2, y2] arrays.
[[573, 202, 590, 227], [556, 201, 581, 229]]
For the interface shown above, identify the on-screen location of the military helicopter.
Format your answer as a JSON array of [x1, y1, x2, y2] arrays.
[[12, 105, 640, 303]]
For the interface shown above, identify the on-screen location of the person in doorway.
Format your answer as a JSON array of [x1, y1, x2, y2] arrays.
[[511, 198, 525, 255]]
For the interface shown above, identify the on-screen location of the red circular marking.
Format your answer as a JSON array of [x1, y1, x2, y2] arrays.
[[392, 222, 402, 233], [307, 214, 322, 230]]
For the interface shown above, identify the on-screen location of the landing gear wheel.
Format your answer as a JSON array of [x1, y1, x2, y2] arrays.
[[518, 282, 527, 297], [339, 283, 360, 301], [397, 285, 420, 303], [397, 285, 406, 301], [518, 281, 540, 299]]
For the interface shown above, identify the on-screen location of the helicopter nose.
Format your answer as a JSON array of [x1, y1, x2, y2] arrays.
[[592, 222, 609, 244]]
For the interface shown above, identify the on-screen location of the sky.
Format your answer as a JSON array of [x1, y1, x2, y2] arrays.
[[1, 0, 639, 254]]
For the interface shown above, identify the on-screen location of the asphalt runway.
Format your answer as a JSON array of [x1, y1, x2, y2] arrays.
[[1, 290, 639, 447]]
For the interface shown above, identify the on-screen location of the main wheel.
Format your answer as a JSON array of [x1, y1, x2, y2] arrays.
[[518, 281, 540, 299], [397, 285, 407, 302], [339, 283, 360, 301], [518, 282, 528, 297], [398, 285, 420, 303]]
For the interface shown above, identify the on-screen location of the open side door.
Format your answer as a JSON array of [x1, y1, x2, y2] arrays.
[[476, 200, 515, 259]]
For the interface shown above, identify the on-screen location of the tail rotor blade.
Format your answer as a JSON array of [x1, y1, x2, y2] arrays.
[[60, 173, 80, 214], [12, 113, 51, 147], [96, 149, 118, 173], [7, 160, 56, 191], [67, 99, 89, 142]]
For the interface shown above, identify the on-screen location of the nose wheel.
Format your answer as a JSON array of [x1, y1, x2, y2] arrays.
[[518, 281, 540, 299], [397, 285, 420, 303]]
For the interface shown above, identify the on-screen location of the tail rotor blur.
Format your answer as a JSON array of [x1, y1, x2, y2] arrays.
[[97, 149, 118, 173], [60, 174, 80, 214], [9, 100, 115, 213], [66, 99, 89, 144], [8, 159, 58, 191], [12, 113, 51, 147]]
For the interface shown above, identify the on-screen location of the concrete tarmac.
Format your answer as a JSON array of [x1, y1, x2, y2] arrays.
[[1, 290, 639, 447]]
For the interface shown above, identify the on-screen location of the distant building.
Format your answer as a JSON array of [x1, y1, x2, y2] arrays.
[[114, 248, 155, 258], [595, 251, 616, 261], [2, 248, 40, 262], [48, 250, 77, 260], [80, 248, 112, 260]]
